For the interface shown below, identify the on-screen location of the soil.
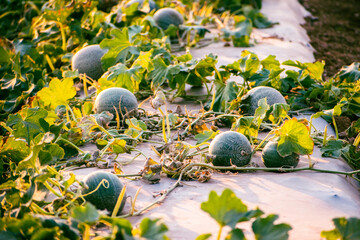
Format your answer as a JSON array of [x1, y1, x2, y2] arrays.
[[300, 0, 360, 78]]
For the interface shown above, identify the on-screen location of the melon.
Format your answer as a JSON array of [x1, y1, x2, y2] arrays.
[[82, 171, 126, 215], [241, 86, 286, 115], [94, 87, 138, 119], [262, 141, 300, 168], [153, 8, 184, 30], [98, 0, 119, 12], [72, 45, 107, 80], [209, 131, 252, 167], [125, 0, 157, 11]]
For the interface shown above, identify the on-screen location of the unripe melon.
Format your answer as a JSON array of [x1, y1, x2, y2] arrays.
[[262, 141, 299, 168], [72, 45, 107, 80], [241, 86, 286, 115], [94, 87, 138, 119], [98, 0, 119, 12], [82, 171, 126, 215], [125, 0, 157, 11], [153, 8, 184, 30], [209, 131, 252, 167]]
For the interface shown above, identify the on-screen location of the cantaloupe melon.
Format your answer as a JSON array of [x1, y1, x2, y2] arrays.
[[94, 87, 138, 119], [262, 141, 299, 168], [82, 171, 126, 215], [98, 0, 119, 12], [153, 8, 184, 30], [209, 131, 252, 167], [72, 45, 107, 80], [241, 86, 286, 115]]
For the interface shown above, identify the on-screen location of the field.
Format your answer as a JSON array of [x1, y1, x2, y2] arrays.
[[0, 0, 359, 239]]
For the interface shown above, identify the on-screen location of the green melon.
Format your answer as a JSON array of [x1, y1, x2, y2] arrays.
[[153, 8, 184, 30], [241, 86, 286, 115], [125, 0, 157, 11], [72, 45, 107, 80], [262, 141, 300, 168], [94, 87, 138, 119], [209, 131, 252, 167], [82, 171, 126, 215], [98, 0, 119, 12]]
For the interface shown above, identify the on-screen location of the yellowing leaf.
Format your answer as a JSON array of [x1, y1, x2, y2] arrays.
[[110, 139, 127, 154], [277, 118, 314, 156], [37, 78, 76, 109]]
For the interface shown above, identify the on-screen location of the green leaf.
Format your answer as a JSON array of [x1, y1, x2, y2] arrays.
[[268, 103, 290, 124], [276, 118, 314, 156], [196, 234, 212, 240], [0, 180, 17, 190], [0, 46, 11, 64], [195, 130, 219, 144], [37, 78, 76, 109], [138, 218, 169, 240], [252, 214, 292, 240], [222, 16, 253, 47], [210, 80, 239, 112], [177, 53, 193, 62], [71, 203, 100, 224], [149, 55, 181, 90], [103, 63, 143, 92], [30, 228, 58, 240], [232, 116, 258, 139], [38, 143, 65, 166], [110, 139, 128, 154], [337, 62, 360, 83], [201, 189, 261, 228], [0, 137, 30, 164], [124, 118, 147, 139], [226, 228, 246, 240], [321, 139, 349, 159], [100, 28, 134, 69], [321, 217, 360, 240], [261, 55, 281, 71], [254, 98, 270, 120], [6, 107, 49, 145], [100, 216, 134, 239]]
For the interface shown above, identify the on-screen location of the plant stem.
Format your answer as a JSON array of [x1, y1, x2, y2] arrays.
[[55, 136, 85, 154], [118, 162, 360, 218], [332, 115, 339, 140], [67, 104, 78, 123], [253, 130, 275, 152], [58, 22, 67, 52], [217, 225, 223, 240], [116, 173, 142, 178]]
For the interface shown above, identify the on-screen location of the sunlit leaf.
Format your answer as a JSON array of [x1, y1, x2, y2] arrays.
[[232, 116, 258, 139], [201, 189, 262, 228], [110, 139, 127, 154], [195, 130, 219, 144], [149, 55, 181, 90], [100, 28, 134, 69], [103, 63, 143, 92], [337, 62, 360, 83], [276, 118, 314, 157], [321, 217, 360, 240], [37, 78, 76, 109]]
